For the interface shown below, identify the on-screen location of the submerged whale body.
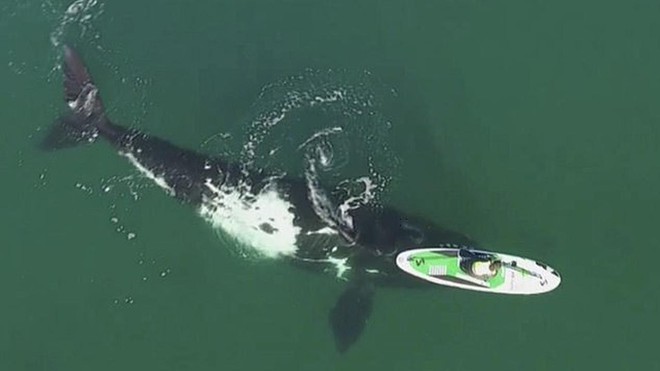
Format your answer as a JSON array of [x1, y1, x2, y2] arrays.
[[43, 45, 474, 352]]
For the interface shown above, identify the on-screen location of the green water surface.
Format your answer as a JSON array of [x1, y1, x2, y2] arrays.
[[1, 1, 658, 370]]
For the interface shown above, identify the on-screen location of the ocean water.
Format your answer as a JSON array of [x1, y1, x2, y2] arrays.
[[1, 0, 659, 370]]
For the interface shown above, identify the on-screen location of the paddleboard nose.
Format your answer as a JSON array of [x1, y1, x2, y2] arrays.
[[539, 266, 561, 293]]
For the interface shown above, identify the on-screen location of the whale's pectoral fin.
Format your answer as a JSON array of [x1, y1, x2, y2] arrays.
[[328, 280, 375, 353]]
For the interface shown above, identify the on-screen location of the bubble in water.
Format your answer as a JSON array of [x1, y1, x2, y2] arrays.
[[237, 68, 401, 204], [198, 69, 404, 259], [48, 0, 104, 49]]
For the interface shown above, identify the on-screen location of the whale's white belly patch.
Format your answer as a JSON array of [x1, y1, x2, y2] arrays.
[[199, 179, 301, 258], [121, 151, 324, 260]]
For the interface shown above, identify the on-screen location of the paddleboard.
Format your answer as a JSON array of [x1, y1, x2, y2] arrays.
[[396, 246, 561, 295]]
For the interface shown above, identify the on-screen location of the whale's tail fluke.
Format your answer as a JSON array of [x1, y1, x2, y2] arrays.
[[41, 45, 108, 150]]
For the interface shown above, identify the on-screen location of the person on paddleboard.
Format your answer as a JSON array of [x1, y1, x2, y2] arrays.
[[458, 249, 502, 281]]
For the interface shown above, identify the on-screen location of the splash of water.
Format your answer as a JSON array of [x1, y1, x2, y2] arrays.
[[47, 0, 104, 50], [238, 68, 401, 207]]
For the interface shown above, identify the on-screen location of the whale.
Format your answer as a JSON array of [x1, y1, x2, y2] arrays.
[[43, 45, 475, 352]]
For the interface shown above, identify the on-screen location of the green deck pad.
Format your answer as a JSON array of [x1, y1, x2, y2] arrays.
[[408, 251, 506, 288], [488, 266, 505, 288], [409, 251, 460, 276]]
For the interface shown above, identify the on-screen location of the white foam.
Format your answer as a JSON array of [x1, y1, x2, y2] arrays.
[[304, 158, 352, 240], [199, 179, 301, 258], [337, 176, 377, 230], [297, 126, 343, 150], [49, 0, 103, 49], [242, 110, 287, 162]]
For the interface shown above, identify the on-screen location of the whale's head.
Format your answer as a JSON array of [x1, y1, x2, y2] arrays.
[[349, 206, 476, 256]]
